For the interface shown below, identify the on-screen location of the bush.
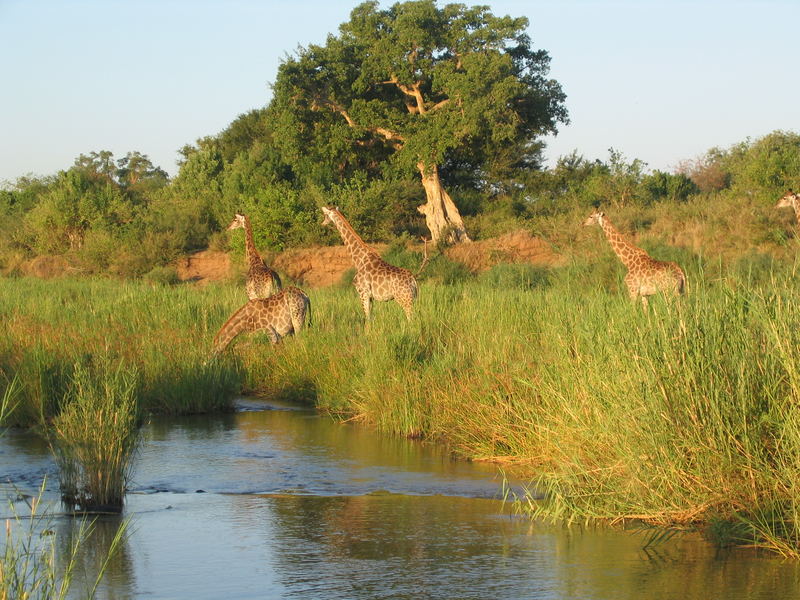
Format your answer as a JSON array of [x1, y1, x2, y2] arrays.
[[420, 254, 471, 285], [639, 170, 698, 204]]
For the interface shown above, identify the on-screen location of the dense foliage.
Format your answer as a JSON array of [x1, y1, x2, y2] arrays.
[[2, 129, 798, 277], [0, 2, 798, 275]]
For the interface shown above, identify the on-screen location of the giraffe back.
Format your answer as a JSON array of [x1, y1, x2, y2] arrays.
[[246, 263, 282, 299], [363, 257, 417, 303], [625, 256, 686, 299], [212, 286, 310, 354]]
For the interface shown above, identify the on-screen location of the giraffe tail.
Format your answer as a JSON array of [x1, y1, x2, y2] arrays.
[[415, 237, 430, 276], [677, 268, 688, 296], [288, 288, 311, 332]]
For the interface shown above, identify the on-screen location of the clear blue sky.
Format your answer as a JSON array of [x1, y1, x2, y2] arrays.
[[1, 0, 798, 183]]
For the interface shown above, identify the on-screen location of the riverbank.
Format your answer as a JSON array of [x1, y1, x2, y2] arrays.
[[7, 397, 796, 599], [3, 260, 800, 554]]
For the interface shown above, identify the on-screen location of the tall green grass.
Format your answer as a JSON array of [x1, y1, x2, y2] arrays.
[[50, 361, 139, 512], [0, 277, 243, 426], [5, 260, 800, 554], [226, 259, 800, 555], [0, 277, 242, 514]]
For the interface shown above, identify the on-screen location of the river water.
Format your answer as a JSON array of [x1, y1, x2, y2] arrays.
[[2, 398, 800, 599]]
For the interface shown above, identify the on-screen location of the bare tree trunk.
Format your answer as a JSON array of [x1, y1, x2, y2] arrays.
[[416, 162, 471, 244]]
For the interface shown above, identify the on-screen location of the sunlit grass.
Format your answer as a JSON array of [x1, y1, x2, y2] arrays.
[[4, 263, 800, 554], [0, 277, 243, 426], [50, 361, 139, 512], [231, 262, 800, 555], [1, 482, 128, 600]]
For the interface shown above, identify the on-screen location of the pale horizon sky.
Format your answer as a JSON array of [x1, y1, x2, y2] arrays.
[[1, 0, 798, 184]]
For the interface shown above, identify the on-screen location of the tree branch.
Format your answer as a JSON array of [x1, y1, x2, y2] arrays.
[[312, 94, 405, 147], [374, 127, 405, 144], [384, 74, 428, 115]]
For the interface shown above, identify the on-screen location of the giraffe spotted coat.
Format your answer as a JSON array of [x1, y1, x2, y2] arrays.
[[321, 206, 417, 320], [226, 213, 282, 299], [212, 286, 310, 355], [584, 210, 686, 306]]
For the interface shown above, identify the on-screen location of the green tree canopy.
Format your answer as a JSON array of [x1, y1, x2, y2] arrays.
[[270, 0, 568, 243]]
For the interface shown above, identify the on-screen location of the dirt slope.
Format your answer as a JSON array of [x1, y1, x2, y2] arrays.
[[177, 230, 561, 287], [176, 250, 232, 283]]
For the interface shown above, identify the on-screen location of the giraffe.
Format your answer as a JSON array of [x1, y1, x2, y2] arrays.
[[583, 210, 686, 307], [212, 286, 310, 355], [320, 206, 417, 320], [775, 190, 800, 225], [226, 213, 281, 299]]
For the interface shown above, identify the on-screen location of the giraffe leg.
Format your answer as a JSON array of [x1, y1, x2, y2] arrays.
[[402, 300, 413, 321], [396, 292, 413, 320], [360, 294, 373, 322], [267, 325, 281, 344], [353, 273, 372, 322]]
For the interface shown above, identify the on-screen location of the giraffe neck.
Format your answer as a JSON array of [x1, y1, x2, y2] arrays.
[[243, 216, 262, 268], [599, 217, 648, 270], [329, 211, 380, 271]]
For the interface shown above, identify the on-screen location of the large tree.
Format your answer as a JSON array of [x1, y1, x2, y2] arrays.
[[271, 0, 568, 243]]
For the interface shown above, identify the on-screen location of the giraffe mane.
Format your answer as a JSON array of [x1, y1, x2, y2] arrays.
[[213, 302, 250, 347], [325, 207, 381, 257]]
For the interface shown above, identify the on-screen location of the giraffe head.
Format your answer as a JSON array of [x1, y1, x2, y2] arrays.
[[583, 210, 605, 227], [226, 213, 247, 231], [320, 206, 340, 227], [776, 190, 799, 210]]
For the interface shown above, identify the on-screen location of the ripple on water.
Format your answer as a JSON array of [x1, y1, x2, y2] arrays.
[[3, 400, 800, 600]]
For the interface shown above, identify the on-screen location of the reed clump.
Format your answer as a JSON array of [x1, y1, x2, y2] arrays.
[[50, 361, 139, 512], [2, 382, 128, 599]]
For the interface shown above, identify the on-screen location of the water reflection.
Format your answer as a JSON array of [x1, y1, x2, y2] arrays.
[[56, 516, 133, 599], [3, 399, 800, 600], [248, 494, 553, 599], [132, 400, 505, 498], [548, 525, 800, 600]]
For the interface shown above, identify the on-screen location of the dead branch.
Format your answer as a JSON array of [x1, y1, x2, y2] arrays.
[[415, 237, 431, 275]]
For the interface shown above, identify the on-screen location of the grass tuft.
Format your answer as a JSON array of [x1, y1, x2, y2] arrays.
[[50, 361, 139, 512]]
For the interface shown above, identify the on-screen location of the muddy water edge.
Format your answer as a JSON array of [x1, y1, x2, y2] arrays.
[[2, 398, 799, 600]]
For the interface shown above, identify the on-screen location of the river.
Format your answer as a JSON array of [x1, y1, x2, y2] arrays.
[[2, 398, 799, 599]]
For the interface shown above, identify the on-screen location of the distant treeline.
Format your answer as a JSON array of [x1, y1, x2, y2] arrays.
[[1, 129, 798, 279], [3, 0, 800, 278]]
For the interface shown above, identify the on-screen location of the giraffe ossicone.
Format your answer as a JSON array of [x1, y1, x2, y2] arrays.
[[321, 205, 417, 321], [226, 213, 282, 299], [584, 209, 686, 307], [211, 286, 311, 355]]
